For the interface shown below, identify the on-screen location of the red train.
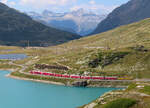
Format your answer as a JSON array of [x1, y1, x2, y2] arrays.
[[30, 71, 118, 80]]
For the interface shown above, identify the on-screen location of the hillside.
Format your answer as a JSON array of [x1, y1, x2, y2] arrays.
[[1, 18, 150, 80], [28, 9, 107, 36], [40, 18, 150, 79], [92, 0, 150, 35], [0, 3, 80, 46]]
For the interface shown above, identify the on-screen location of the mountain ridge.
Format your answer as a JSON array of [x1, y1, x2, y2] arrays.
[[92, 0, 150, 35], [0, 2, 80, 46]]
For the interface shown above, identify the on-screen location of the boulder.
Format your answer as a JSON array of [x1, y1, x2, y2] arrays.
[[72, 80, 88, 87]]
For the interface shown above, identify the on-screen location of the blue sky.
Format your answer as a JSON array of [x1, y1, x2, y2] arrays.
[[0, 0, 129, 14]]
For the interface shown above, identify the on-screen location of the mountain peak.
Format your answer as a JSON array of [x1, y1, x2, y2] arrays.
[[28, 9, 107, 36], [72, 8, 85, 13], [71, 8, 95, 16], [42, 10, 54, 16]]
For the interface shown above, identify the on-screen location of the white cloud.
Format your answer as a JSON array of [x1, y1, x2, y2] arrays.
[[19, 0, 77, 9], [71, 5, 116, 14], [0, 0, 8, 4], [89, 0, 95, 5], [0, 0, 16, 7], [71, 1, 117, 14], [0, 0, 118, 14], [9, 1, 16, 6]]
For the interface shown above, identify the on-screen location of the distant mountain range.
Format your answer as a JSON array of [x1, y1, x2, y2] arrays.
[[28, 9, 107, 36], [0, 2, 80, 46], [92, 0, 150, 35]]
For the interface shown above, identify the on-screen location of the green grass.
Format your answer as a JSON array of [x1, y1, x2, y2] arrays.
[[0, 59, 10, 63], [0, 63, 20, 69], [139, 86, 150, 95], [102, 98, 136, 108], [126, 83, 137, 91]]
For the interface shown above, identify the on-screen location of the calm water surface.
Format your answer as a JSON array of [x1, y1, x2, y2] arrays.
[[0, 70, 119, 108], [0, 54, 27, 60]]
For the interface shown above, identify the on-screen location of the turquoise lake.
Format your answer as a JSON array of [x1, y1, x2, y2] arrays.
[[0, 70, 119, 108]]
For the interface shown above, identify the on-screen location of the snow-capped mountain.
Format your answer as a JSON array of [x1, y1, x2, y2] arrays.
[[28, 9, 107, 36]]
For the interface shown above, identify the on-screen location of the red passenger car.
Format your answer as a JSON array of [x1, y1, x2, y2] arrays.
[[70, 75, 80, 79], [62, 74, 70, 78]]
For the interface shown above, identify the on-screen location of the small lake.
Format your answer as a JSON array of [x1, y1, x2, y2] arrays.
[[0, 54, 27, 60], [0, 49, 14, 52], [0, 70, 119, 108]]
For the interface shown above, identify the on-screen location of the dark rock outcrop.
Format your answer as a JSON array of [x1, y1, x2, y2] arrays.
[[35, 64, 69, 70], [72, 81, 88, 87]]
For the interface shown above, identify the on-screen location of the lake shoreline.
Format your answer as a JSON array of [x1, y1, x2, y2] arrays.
[[1, 69, 129, 88], [6, 73, 128, 88], [6, 74, 65, 86]]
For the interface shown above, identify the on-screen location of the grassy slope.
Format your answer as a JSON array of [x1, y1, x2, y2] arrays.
[[61, 18, 150, 49], [45, 18, 150, 78], [1, 18, 150, 79]]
